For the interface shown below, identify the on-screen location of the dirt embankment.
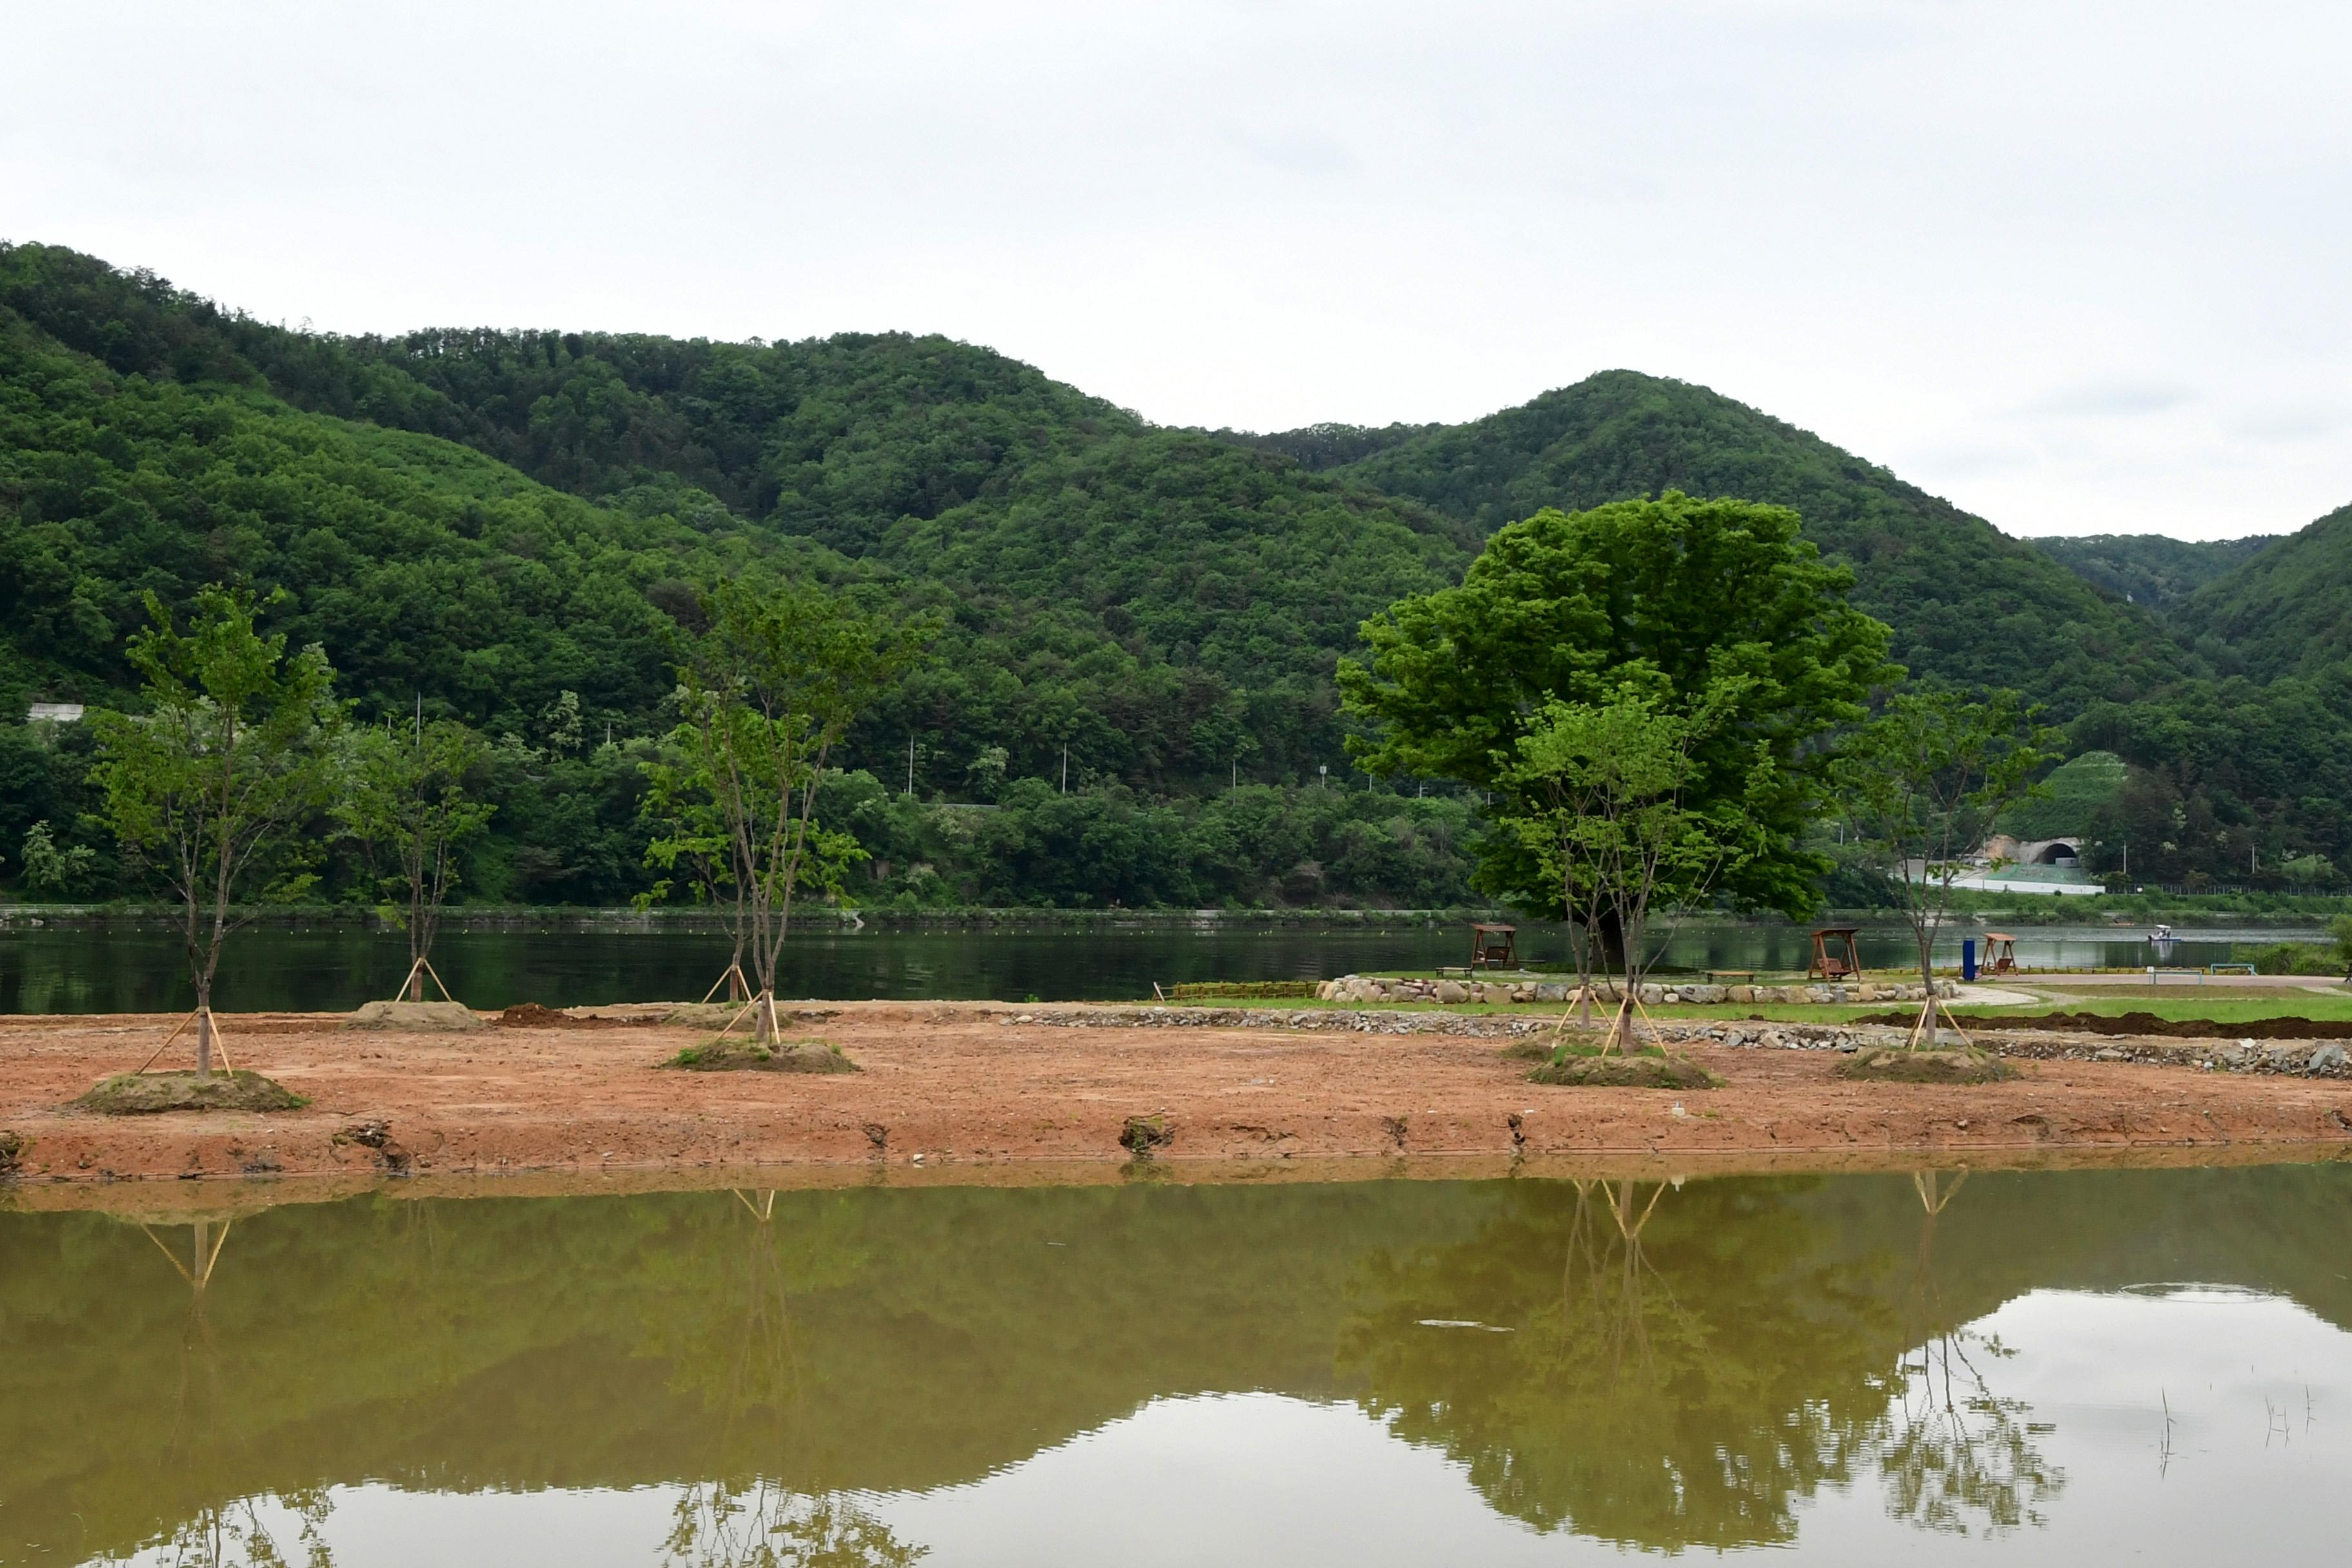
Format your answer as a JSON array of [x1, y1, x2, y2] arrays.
[[0, 1003, 2347, 1188]]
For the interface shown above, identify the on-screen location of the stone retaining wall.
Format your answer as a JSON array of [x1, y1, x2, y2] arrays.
[[1003, 1006, 2351, 1079], [1315, 974, 1957, 1007]]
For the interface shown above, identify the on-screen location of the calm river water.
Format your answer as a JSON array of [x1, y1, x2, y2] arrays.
[[0, 921, 2277, 1013], [5, 1163, 2347, 1565]]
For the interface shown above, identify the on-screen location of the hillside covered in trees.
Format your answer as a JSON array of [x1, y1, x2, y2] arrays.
[[3, 240, 2348, 905]]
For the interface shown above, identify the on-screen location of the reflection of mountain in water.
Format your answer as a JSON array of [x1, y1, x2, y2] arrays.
[[3, 1164, 2346, 1562]]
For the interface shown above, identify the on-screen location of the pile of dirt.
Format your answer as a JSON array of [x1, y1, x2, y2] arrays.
[[1501, 1031, 1618, 1061], [665, 1039, 859, 1074], [1834, 1047, 2015, 1084], [660, 1003, 844, 1032], [498, 1003, 658, 1030], [1862, 1010, 2352, 1040], [344, 1001, 484, 1032], [72, 1070, 310, 1115], [1528, 1052, 1722, 1089]]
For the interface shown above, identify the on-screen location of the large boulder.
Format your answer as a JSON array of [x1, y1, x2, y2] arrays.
[[1433, 980, 1470, 1004]]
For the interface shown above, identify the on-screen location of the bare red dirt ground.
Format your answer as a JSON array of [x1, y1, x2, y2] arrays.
[[3, 1003, 2349, 1189]]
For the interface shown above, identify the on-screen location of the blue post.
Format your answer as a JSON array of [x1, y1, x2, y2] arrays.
[[1961, 939, 1977, 983]]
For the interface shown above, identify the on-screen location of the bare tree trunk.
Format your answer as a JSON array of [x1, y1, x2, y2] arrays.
[[194, 974, 215, 1078]]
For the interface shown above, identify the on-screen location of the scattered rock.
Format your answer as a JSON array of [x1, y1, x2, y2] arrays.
[[0, 1130, 22, 1180], [72, 1071, 310, 1115], [2308, 1044, 2349, 1075], [863, 1121, 890, 1154], [333, 1118, 413, 1173], [344, 1000, 484, 1032]]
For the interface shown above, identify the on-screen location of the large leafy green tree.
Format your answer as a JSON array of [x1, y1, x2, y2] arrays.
[[1340, 493, 1895, 932], [87, 587, 340, 1072]]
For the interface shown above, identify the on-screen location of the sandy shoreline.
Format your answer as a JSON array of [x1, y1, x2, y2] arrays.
[[3, 1002, 2349, 1195]]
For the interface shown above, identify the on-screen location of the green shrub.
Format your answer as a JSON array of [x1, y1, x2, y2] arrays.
[[2249, 941, 2341, 976]]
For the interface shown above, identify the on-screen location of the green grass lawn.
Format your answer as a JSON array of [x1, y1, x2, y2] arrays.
[[1965, 993, 2352, 1023]]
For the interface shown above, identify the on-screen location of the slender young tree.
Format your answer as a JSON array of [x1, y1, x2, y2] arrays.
[[88, 587, 340, 1075], [338, 717, 494, 1001], [675, 578, 932, 1041], [639, 749, 749, 1000], [1501, 677, 1770, 1053], [1829, 689, 2056, 1048]]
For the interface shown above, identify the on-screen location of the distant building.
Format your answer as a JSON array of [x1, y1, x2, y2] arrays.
[[26, 702, 85, 724]]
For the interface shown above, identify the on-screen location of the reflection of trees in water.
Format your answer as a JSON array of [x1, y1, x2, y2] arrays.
[[654, 1191, 925, 1568], [1340, 1173, 2066, 1552], [1874, 1171, 2063, 1536], [662, 1482, 924, 1568], [1341, 1177, 1892, 1550], [121, 1221, 338, 1568]]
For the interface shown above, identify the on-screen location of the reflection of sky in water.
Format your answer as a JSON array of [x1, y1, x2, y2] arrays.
[[93, 1286, 2351, 1566]]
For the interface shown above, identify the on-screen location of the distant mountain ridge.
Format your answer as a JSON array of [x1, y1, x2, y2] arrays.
[[2175, 502, 2352, 678], [2031, 533, 2277, 613], [1296, 370, 2194, 718]]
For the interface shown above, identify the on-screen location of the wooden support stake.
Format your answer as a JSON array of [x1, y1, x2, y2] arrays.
[[141, 1224, 195, 1284], [700, 963, 752, 1006], [199, 1218, 233, 1285], [130, 1010, 199, 1075]]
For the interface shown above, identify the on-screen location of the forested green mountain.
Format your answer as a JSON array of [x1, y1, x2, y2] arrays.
[[2032, 532, 2276, 614], [1321, 371, 2188, 718], [2175, 502, 2352, 679], [0, 242, 1479, 906], [4, 241, 2349, 904]]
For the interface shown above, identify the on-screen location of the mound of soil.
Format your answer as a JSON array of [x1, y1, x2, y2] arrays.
[[1862, 1010, 2352, 1040], [498, 1003, 656, 1030], [1501, 1032, 1618, 1061], [661, 1003, 844, 1032], [1528, 1052, 1722, 1090], [73, 1070, 310, 1115], [1834, 1047, 2015, 1084], [665, 1039, 859, 1074], [345, 1001, 484, 1032]]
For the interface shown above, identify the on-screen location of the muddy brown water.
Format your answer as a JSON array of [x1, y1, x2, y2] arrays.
[[6, 1162, 2348, 1565]]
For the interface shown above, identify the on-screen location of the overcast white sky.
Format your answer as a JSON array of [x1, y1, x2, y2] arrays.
[[5, 1, 2347, 540]]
